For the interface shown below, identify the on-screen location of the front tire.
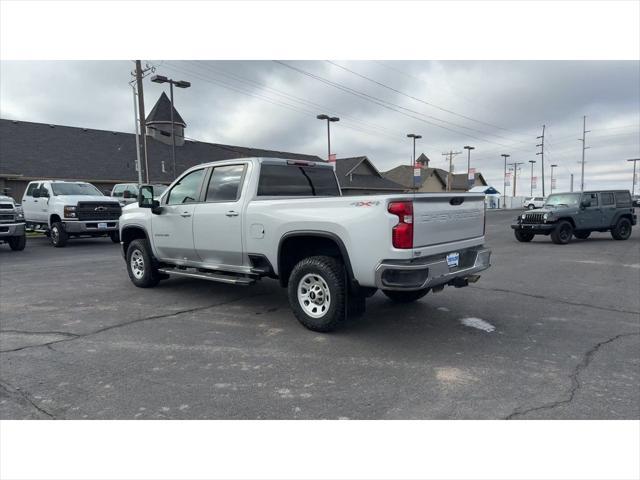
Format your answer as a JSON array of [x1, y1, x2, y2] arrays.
[[514, 230, 535, 242], [382, 288, 430, 303], [550, 220, 573, 245], [288, 256, 346, 332], [126, 239, 161, 288], [611, 217, 632, 240], [50, 222, 68, 247], [8, 235, 26, 251]]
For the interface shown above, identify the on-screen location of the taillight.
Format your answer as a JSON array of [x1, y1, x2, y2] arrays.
[[388, 201, 413, 249]]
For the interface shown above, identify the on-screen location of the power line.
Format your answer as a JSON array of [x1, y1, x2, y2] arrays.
[[326, 60, 532, 145]]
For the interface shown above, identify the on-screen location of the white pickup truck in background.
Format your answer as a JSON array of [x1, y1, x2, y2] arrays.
[[22, 180, 122, 247], [120, 157, 491, 331]]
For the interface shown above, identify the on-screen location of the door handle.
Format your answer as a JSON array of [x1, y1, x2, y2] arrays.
[[180, 212, 191, 218], [225, 211, 239, 217]]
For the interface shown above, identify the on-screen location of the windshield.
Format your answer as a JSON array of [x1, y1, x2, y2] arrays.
[[51, 183, 103, 196], [544, 193, 580, 207]]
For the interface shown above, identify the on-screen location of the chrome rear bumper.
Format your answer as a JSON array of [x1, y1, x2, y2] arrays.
[[375, 247, 491, 291]]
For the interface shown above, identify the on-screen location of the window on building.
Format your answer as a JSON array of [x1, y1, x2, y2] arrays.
[[257, 164, 340, 197], [205, 165, 246, 202], [167, 169, 205, 205], [600, 192, 614, 205]]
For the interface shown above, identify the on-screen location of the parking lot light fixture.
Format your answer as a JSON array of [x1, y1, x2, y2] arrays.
[[317, 114, 340, 162], [407, 134, 422, 190], [628, 158, 640, 196], [528, 160, 536, 196], [550, 164, 558, 194], [151, 75, 191, 180], [463, 146, 475, 185]]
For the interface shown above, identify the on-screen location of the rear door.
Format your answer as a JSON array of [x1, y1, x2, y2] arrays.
[[193, 163, 247, 267], [412, 193, 486, 248], [21, 182, 41, 222], [151, 168, 206, 262], [599, 192, 616, 227], [579, 192, 600, 229]]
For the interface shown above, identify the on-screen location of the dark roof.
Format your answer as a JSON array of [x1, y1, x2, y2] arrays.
[[416, 153, 430, 165], [382, 165, 448, 189], [145, 92, 186, 127], [334, 156, 405, 191], [0, 119, 322, 184], [451, 172, 488, 190]]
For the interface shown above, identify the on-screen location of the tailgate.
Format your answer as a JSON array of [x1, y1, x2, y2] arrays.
[[412, 194, 485, 248]]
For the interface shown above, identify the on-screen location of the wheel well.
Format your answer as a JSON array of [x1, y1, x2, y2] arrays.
[[557, 217, 576, 228], [49, 214, 61, 226], [277, 234, 354, 289], [614, 213, 633, 225], [121, 226, 148, 255]]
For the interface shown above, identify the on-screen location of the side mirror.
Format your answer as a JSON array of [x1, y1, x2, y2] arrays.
[[580, 199, 590, 208], [40, 189, 49, 198], [32, 189, 40, 198], [139, 185, 161, 214]]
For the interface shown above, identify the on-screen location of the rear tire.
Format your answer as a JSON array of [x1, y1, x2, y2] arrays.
[[49, 222, 68, 247], [8, 235, 26, 251], [514, 230, 535, 242], [288, 256, 346, 332], [382, 288, 430, 303], [574, 231, 591, 240], [550, 221, 573, 245], [109, 231, 120, 243], [126, 239, 161, 288], [611, 217, 632, 240]]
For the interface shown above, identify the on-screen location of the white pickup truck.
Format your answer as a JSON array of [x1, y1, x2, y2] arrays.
[[120, 157, 491, 331], [22, 180, 122, 247]]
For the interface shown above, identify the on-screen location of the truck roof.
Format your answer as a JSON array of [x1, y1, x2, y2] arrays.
[[188, 156, 333, 171]]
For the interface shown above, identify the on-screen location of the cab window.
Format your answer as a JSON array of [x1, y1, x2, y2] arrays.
[[205, 165, 246, 202], [167, 169, 205, 205], [25, 183, 40, 196]]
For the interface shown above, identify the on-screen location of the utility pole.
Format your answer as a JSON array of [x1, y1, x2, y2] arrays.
[[579, 115, 590, 191], [130, 82, 143, 185], [550, 164, 558, 194], [442, 150, 462, 191], [570, 173, 574, 192], [501, 154, 510, 208], [536, 125, 545, 197], [508, 162, 524, 197], [135, 61, 149, 183], [528, 160, 536, 196], [628, 158, 640, 196]]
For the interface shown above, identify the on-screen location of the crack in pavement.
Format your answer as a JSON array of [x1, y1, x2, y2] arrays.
[[470, 285, 640, 316], [0, 379, 55, 419], [0, 329, 79, 338], [505, 332, 640, 420], [0, 292, 269, 354]]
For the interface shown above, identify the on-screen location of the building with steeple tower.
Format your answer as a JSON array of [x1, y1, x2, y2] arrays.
[[145, 92, 187, 146]]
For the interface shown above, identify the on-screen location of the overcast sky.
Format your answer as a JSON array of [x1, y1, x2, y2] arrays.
[[1, 60, 638, 194]]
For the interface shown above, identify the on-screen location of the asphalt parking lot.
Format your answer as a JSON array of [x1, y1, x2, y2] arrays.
[[1, 209, 638, 420]]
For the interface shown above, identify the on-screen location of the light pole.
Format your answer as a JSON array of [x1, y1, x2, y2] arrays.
[[528, 160, 536, 196], [407, 134, 422, 190], [550, 164, 558, 194], [501, 154, 510, 208], [629, 158, 640, 196], [317, 114, 339, 161], [464, 145, 475, 187], [151, 75, 191, 179]]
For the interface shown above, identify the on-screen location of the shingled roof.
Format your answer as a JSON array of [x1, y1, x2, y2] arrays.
[[334, 156, 405, 192], [0, 119, 323, 184], [145, 92, 186, 127], [382, 165, 448, 190]]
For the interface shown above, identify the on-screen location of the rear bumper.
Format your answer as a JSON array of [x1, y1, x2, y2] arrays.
[[0, 222, 25, 237], [511, 223, 555, 233], [63, 220, 119, 233], [375, 247, 491, 291]]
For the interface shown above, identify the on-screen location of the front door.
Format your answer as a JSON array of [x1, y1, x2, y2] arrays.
[[193, 164, 247, 267], [21, 182, 41, 223], [151, 168, 206, 262], [578, 192, 601, 229]]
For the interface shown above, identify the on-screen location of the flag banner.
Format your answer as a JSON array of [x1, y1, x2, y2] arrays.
[[532, 176, 537, 189], [468, 168, 476, 181], [505, 172, 511, 187], [551, 178, 557, 189], [413, 167, 421, 185], [328, 153, 336, 163]]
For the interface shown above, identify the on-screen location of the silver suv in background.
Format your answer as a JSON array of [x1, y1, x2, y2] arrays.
[[0, 194, 26, 251], [110, 183, 168, 207], [524, 196, 545, 209]]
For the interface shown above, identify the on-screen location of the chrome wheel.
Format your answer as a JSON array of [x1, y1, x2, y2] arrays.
[[130, 249, 145, 279], [297, 273, 331, 318]]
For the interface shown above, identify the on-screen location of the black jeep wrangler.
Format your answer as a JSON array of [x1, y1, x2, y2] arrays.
[[511, 190, 636, 244]]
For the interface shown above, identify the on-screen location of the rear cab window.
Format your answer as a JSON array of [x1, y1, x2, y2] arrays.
[[257, 163, 340, 197], [600, 192, 615, 206], [205, 164, 246, 202]]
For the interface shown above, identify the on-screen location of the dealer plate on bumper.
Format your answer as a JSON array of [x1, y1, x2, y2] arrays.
[[446, 252, 460, 268], [98, 222, 108, 229]]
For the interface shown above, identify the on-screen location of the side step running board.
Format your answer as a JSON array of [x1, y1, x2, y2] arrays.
[[158, 268, 256, 286]]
